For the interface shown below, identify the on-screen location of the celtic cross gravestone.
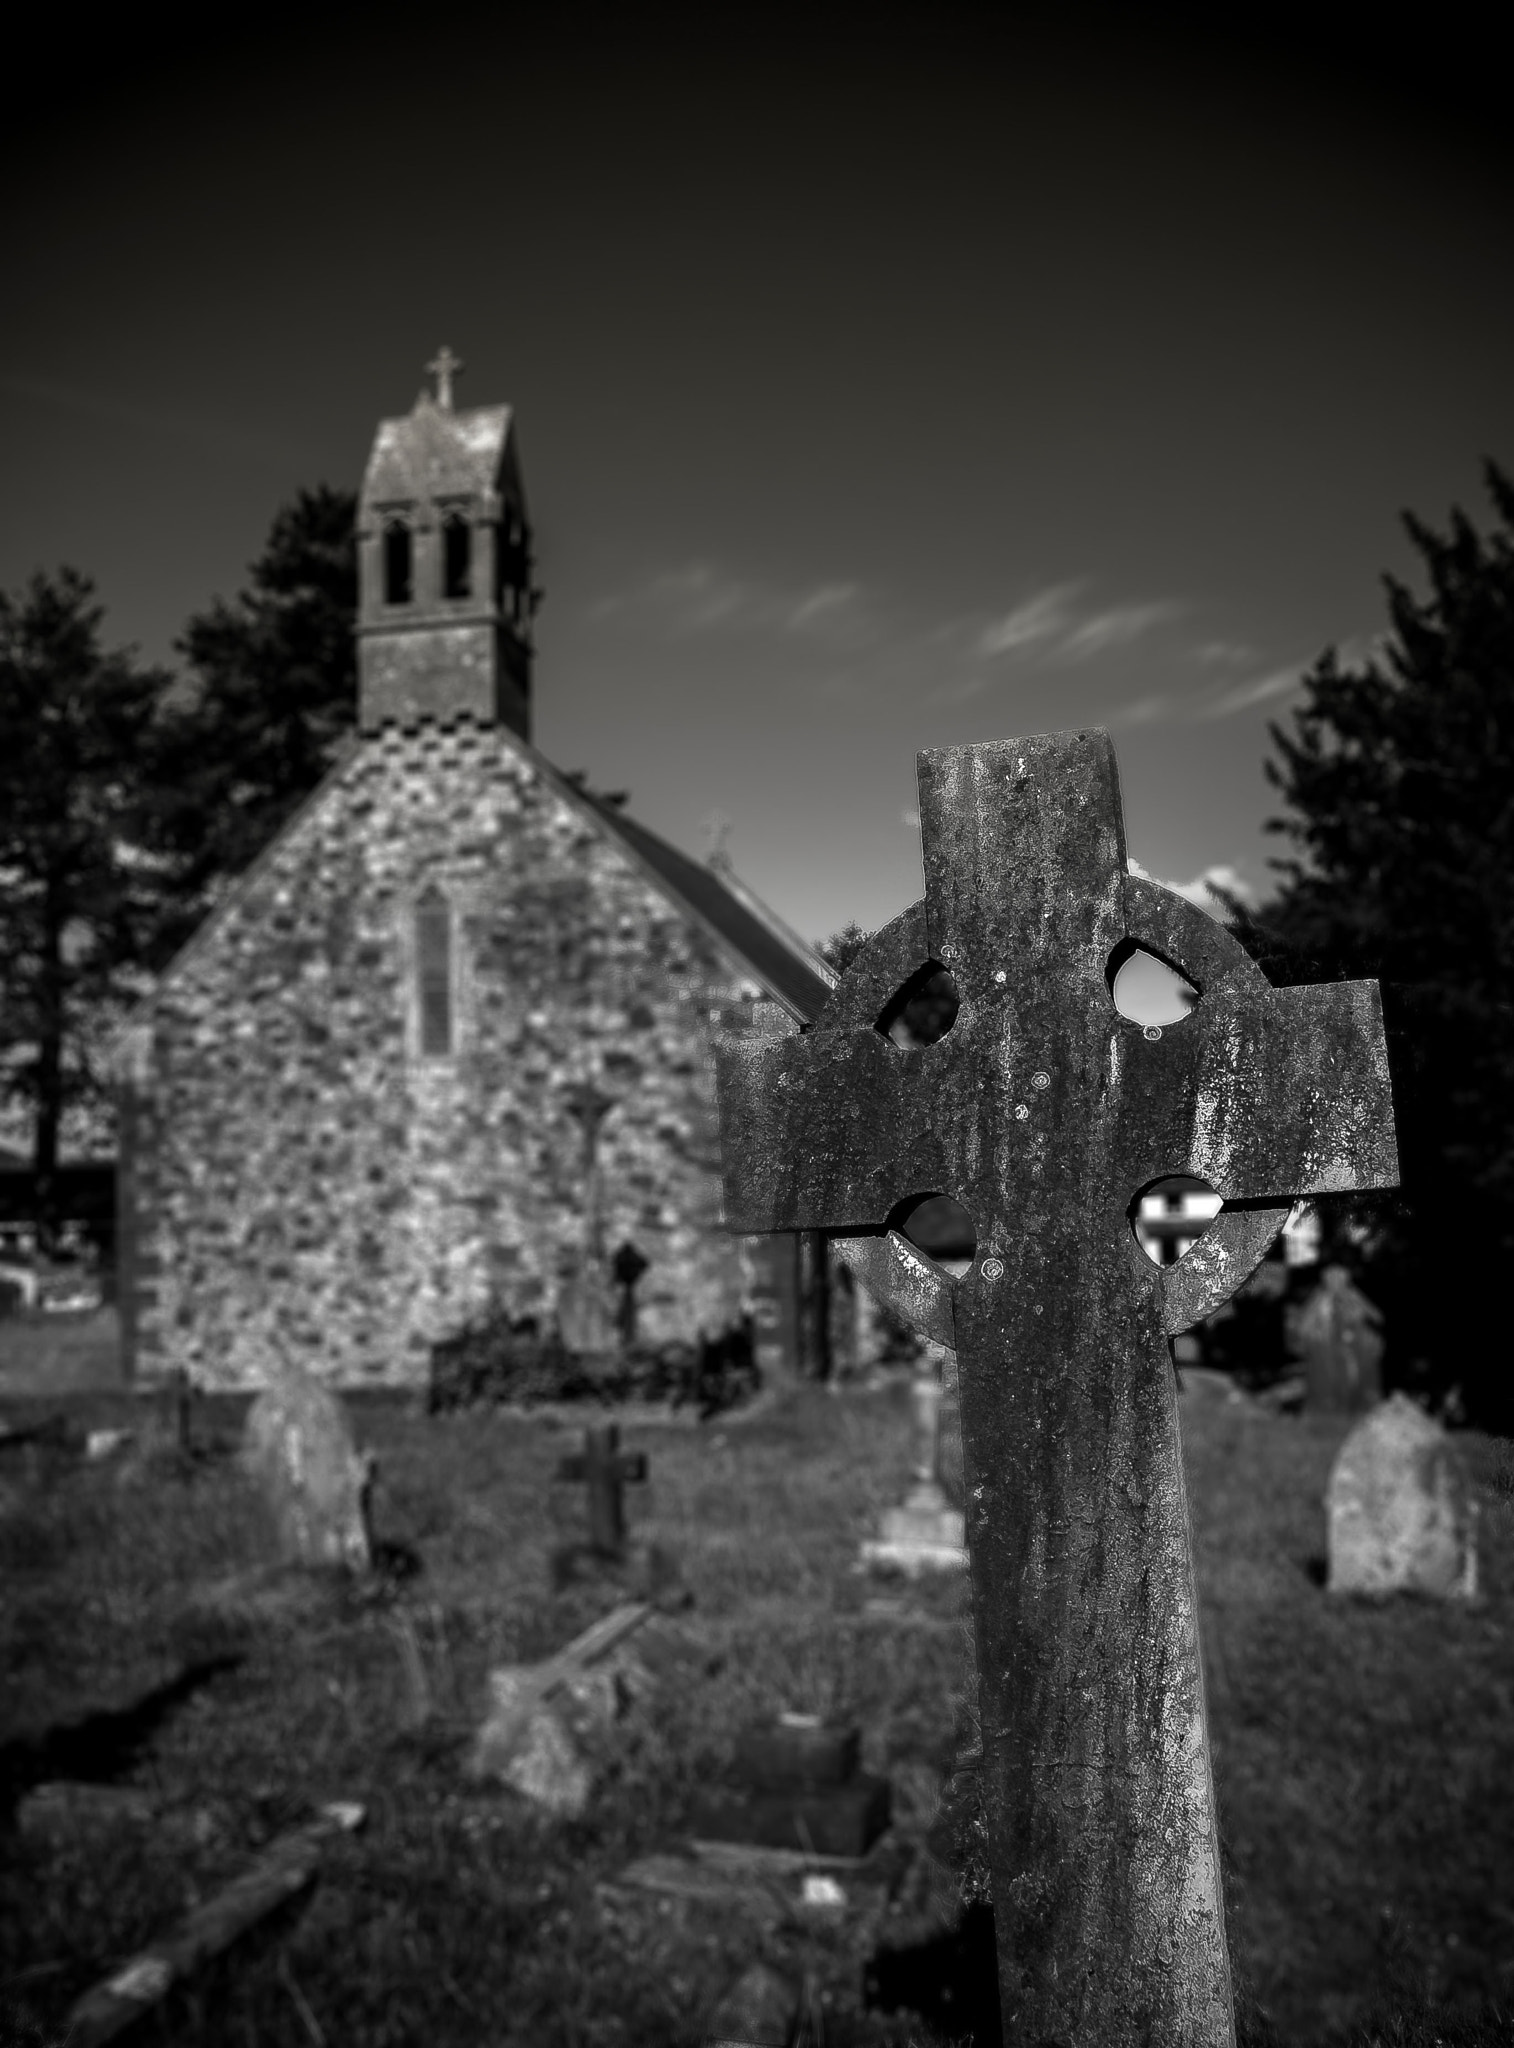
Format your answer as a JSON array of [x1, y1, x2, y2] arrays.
[[717, 729, 1399, 2046]]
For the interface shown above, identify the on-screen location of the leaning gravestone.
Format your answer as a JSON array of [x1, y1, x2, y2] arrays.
[[717, 728, 1399, 2046], [242, 1361, 373, 1571], [1326, 1391, 1477, 1599], [1297, 1262, 1384, 1414]]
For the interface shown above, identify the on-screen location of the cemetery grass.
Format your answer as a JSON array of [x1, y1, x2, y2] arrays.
[[0, 1377, 1508, 2047]]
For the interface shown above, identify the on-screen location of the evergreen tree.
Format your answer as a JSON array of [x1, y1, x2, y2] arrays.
[[148, 485, 357, 943], [0, 570, 173, 1247], [817, 921, 872, 975], [1248, 460, 1514, 1427]]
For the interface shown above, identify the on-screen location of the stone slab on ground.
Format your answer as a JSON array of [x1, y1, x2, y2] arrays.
[[688, 1775, 892, 1860], [62, 1802, 364, 2047], [1326, 1391, 1478, 1599]]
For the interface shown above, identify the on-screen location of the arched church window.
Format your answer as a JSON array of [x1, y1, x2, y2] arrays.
[[442, 514, 471, 599], [415, 893, 453, 1057], [384, 520, 414, 605]]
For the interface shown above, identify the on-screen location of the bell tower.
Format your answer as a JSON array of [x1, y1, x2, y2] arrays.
[[356, 348, 538, 737]]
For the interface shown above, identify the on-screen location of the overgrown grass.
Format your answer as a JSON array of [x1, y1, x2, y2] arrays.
[[0, 1307, 120, 1394], [0, 1372, 1509, 2046]]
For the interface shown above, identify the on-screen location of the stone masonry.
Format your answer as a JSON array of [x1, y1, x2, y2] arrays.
[[119, 720, 777, 1391]]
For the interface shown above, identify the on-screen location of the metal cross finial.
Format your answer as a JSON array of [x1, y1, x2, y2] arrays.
[[426, 345, 463, 410]]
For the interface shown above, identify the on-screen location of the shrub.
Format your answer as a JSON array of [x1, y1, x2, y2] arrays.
[[427, 1306, 761, 1419]]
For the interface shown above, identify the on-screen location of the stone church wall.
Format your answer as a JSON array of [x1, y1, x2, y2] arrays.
[[123, 721, 766, 1392]]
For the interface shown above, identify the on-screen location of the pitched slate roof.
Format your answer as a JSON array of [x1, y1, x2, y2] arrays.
[[361, 398, 518, 508], [577, 790, 837, 1023]]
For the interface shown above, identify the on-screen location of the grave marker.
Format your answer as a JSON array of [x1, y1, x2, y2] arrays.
[[242, 1364, 374, 1572], [859, 1362, 966, 1575], [717, 728, 1399, 2046], [1297, 1262, 1384, 1414], [1327, 1391, 1477, 1598], [556, 1423, 647, 1558]]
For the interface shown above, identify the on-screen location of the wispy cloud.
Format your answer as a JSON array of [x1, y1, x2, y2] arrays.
[[1196, 665, 1302, 720], [977, 584, 1081, 656], [924, 673, 988, 707], [1104, 692, 1175, 727], [789, 583, 860, 630], [595, 557, 1188, 707], [976, 583, 1184, 667], [592, 563, 879, 650], [1057, 601, 1183, 662], [1194, 639, 1260, 667]]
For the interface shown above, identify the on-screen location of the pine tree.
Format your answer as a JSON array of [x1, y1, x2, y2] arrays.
[[148, 485, 358, 944], [0, 570, 173, 1247], [1251, 460, 1514, 1427]]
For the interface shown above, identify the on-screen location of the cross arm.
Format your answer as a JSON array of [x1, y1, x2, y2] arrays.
[[715, 1030, 946, 1235], [1120, 977, 1398, 1208]]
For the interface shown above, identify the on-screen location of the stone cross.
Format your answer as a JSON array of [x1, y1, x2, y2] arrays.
[[717, 729, 1399, 2046], [561, 1078, 617, 1354], [556, 1424, 648, 1558], [426, 344, 463, 410]]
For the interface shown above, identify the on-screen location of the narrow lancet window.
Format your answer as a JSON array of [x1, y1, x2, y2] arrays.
[[442, 514, 471, 599], [415, 895, 452, 1057], [384, 521, 414, 604]]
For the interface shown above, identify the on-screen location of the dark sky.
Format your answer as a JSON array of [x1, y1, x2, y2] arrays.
[[5, 7, 1512, 943]]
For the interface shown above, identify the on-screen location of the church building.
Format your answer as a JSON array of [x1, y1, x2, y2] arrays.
[[115, 358, 836, 1393]]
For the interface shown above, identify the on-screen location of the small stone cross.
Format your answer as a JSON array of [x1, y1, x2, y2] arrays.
[[426, 344, 463, 410], [717, 729, 1399, 2046], [556, 1424, 647, 1558]]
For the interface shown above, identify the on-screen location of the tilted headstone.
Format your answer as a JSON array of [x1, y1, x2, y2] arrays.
[[859, 1362, 966, 1575], [1326, 1391, 1477, 1599], [242, 1363, 373, 1571], [469, 1602, 696, 1818], [717, 728, 1399, 2046], [1297, 1263, 1384, 1414]]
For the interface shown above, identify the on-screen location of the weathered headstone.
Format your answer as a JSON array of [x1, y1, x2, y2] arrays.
[[859, 1363, 966, 1575], [1297, 1262, 1384, 1414], [556, 1423, 646, 1557], [242, 1363, 374, 1571], [717, 728, 1399, 2046], [1326, 1391, 1477, 1598]]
